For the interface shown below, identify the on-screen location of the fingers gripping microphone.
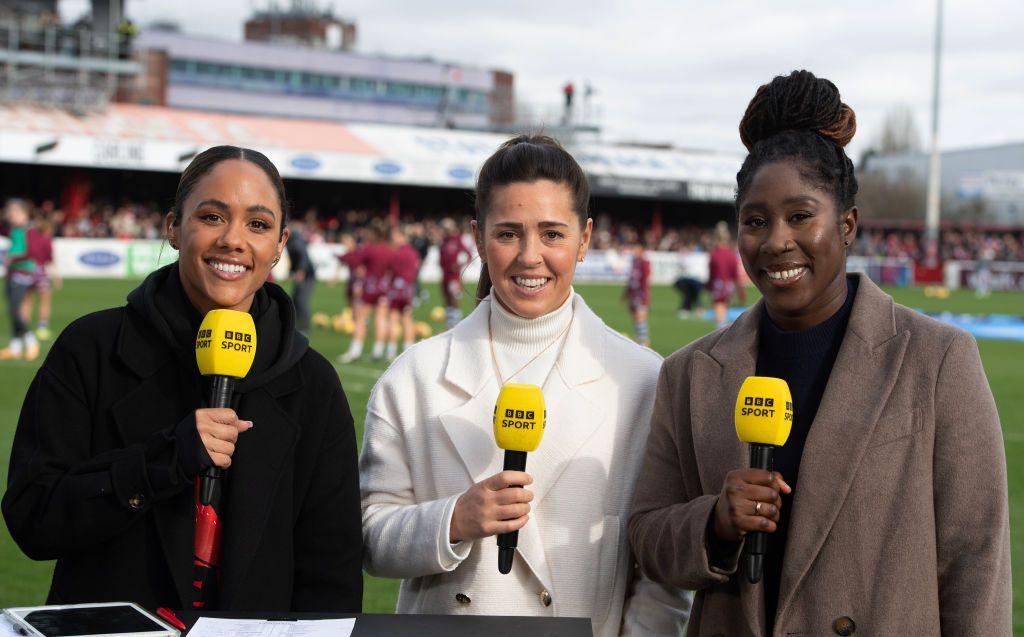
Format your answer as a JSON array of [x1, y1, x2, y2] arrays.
[[192, 309, 257, 608], [492, 384, 545, 575], [734, 376, 793, 584], [195, 309, 258, 503]]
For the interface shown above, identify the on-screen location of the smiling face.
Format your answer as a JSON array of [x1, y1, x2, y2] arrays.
[[473, 179, 592, 319], [166, 159, 290, 315], [737, 160, 857, 331]]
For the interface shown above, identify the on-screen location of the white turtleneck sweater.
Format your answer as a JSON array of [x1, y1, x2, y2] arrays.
[[485, 289, 575, 390]]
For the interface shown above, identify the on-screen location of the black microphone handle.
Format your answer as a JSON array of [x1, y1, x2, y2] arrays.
[[200, 376, 236, 506], [497, 450, 527, 574], [745, 443, 774, 584]]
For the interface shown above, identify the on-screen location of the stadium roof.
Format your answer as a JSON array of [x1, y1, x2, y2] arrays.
[[0, 103, 741, 202]]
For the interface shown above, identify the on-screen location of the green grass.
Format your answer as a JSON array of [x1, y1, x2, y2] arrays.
[[0, 279, 1021, 631]]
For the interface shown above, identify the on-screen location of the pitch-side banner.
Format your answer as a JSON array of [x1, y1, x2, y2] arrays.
[[0, 237, 710, 285]]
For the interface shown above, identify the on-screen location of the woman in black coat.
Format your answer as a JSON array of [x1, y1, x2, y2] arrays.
[[2, 146, 363, 612]]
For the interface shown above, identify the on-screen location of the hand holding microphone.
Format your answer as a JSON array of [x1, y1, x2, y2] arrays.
[[712, 376, 794, 584], [191, 309, 257, 608], [449, 471, 534, 543], [450, 384, 546, 574], [195, 408, 253, 469], [194, 309, 258, 503]]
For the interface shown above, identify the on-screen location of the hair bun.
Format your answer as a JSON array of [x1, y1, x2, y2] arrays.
[[739, 69, 857, 151]]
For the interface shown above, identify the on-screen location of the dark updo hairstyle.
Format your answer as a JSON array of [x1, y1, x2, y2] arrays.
[[170, 145, 290, 236], [736, 70, 858, 216], [473, 134, 590, 300]]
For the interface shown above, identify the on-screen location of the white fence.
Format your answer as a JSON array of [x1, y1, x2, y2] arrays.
[[0, 237, 707, 284], [1, 238, 1020, 291]]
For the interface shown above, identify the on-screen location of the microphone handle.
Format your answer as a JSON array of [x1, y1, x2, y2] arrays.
[[497, 450, 527, 574], [200, 376, 236, 506], [745, 443, 774, 584]]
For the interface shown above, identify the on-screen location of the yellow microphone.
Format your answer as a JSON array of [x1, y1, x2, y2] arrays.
[[492, 383, 545, 574], [195, 309, 257, 505], [734, 376, 793, 584]]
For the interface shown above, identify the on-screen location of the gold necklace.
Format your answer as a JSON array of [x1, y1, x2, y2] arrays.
[[486, 298, 574, 387]]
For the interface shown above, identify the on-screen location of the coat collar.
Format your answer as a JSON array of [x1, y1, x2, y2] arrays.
[[442, 294, 605, 396], [110, 307, 306, 609], [692, 274, 909, 632], [115, 307, 175, 379], [437, 293, 609, 591]]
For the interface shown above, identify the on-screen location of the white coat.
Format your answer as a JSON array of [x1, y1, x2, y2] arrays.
[[360, 294, 691, 636]]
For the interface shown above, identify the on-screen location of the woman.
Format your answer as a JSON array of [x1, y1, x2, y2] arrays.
[[360, 135, 691, 636], [21, 215, 60, 342], [2, 146, 363, 612], [628, 71, 1010, 636], [0, 199, 41, 361], [707, 221, 745, 327], [340, 221, 391, 362], [384, 225, 420, 360], [623, 239, 651, 346]]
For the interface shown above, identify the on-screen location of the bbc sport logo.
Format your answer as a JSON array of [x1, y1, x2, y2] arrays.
[[504, 408, 535, 420], [743, 396, 775, 407]]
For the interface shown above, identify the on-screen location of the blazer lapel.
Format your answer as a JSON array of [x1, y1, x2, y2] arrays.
[[530, 296, 607, 505], [776, 276, 909, 622], [696, 304, 765, 636], [218, 375, 301, 608], [437, 303, 503, 484]]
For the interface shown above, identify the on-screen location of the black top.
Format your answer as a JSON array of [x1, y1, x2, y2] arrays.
[[2, 264, 363, 612], [755, 275, 858, 631]]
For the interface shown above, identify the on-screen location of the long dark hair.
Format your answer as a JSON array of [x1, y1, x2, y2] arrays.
[[735, 70, 858, 215], [473, 134, 589, 300], [171, 145, 290, 236]]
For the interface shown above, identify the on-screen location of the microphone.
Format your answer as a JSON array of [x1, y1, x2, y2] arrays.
[[191, 309, 257, 607], [195, 309, 258, 504], [734, 376, 793, 584], [492, 383, 546, 574]]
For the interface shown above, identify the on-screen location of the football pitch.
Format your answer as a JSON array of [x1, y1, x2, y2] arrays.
[[0, 278, 1021, 631]]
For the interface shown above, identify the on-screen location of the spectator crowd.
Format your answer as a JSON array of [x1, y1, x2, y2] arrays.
[[2, 197, 1022, 263]]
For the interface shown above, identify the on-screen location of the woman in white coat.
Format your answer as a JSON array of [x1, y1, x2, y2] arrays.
[[360, 135, 691, 635]]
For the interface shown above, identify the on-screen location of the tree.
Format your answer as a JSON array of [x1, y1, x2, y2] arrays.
[[859, 106, 922, 168]]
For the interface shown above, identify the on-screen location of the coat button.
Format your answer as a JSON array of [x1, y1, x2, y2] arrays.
[[540, 590, 552, 607], [455, 593, 471, 605], [127, 493, 146, 511], [833, 616, 856, 636]]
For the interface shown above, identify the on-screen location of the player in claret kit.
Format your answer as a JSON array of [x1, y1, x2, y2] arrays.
[[2, 146, 363, 613], [623, 238, 651, 346], [385, 225, 421, 360], [340, 221, 392, 362], [336, 232, 364, 306], [438, 217, 473, 330], [628, 70, 1009, 636]]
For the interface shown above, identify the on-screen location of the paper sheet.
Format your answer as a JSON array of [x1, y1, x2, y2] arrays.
[[186, 617, 355, 637]]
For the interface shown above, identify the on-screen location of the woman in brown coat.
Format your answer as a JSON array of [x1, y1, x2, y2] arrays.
[[628, 70, 1010, 636]]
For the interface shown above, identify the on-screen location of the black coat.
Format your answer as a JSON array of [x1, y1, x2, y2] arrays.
[[2, 267, 363, 612]]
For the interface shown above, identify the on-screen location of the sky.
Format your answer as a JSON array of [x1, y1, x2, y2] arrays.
[[62, 0, 1024, 161]]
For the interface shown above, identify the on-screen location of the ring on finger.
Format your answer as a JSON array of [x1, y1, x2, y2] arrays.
[[754, 501, 763, 516]]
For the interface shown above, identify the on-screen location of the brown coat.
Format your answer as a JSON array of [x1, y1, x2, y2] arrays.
[[628, 274, 1011, 636]]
